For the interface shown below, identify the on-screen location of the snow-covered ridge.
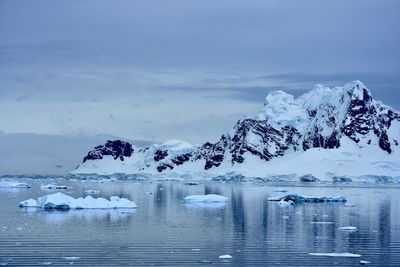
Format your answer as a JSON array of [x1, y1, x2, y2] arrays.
[[73, 81, 400, 180]]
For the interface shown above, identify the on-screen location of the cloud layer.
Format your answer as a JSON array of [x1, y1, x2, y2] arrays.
[[0, 0, 399, 143]]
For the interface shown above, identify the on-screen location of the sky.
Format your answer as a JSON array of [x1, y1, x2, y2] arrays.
[[0, 0, 399, 144]]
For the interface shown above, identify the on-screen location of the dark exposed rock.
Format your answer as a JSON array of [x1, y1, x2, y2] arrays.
[[154, 150, 168, 161], [83, 140, 133, 162], [156, 163, 174, 172], [171, 153, 192, 166]]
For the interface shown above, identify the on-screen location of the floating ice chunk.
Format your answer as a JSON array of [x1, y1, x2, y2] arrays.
[[184, 194, 228, 203], [19, 192, 137, 209], [360, 260, 371, 264], [218, 254, 232, 259], [269, 194, 346, 204], [344, 203, 355, 207], [0, 182, 31, 188], [338, 226, 357, 231], [309, 253, 361, 258], [84, 190, 99, 195], [40, 184, 67, 190]]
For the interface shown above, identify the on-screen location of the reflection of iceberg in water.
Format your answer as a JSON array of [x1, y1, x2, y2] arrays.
[[184, 202, 227, 209], [20, 208, 137, 222]]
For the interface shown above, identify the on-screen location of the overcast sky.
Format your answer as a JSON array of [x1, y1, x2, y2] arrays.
[[0, 0, 399, 143]]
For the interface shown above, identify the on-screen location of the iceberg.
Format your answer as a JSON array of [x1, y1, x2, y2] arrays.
[[269, 194, 346, 204], [19, 192, 137, 210]]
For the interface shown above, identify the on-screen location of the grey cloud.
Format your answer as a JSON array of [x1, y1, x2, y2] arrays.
[[0, 0, 399, 143]]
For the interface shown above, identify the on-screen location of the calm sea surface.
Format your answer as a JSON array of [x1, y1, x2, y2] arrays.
[[1, 178, 400, 266]]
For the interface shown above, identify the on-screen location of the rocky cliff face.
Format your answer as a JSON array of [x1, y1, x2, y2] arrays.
[[77, 81, 400, 174]]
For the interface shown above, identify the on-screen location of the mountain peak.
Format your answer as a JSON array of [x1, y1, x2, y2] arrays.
[[343, 80, 372, 101]]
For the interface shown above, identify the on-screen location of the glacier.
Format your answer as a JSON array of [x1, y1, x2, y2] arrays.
[[72, 81, 400, 181]]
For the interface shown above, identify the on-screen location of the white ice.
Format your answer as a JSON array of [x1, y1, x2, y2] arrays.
[[338, 226, 358, 231], [19, 192, 137, 209], [218, 254, 232, 259]]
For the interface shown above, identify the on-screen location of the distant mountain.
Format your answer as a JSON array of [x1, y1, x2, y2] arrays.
[[0, 132, 152, 175], [74, 81, 400, 180]]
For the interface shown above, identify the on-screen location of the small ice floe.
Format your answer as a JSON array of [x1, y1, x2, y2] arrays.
[[273, 188, 288, 193], [309, 252, 361, 258], [218, 254, 232, 259], [84, 190, 99, 195], [269, 194, 346, 205], [19, 192, 137, 210], [360, 260, 371, 265], [62, 257, 80, 261], [42, 262, 52, 265], [282, 215, 289, 219], [344, 203, 355, 207], [338, 226, 358, 232], [0, 182, 31, 188], [40, 184, 67, 190]]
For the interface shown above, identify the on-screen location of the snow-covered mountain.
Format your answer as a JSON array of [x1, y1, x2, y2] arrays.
[[73, 81, 400, 181]]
